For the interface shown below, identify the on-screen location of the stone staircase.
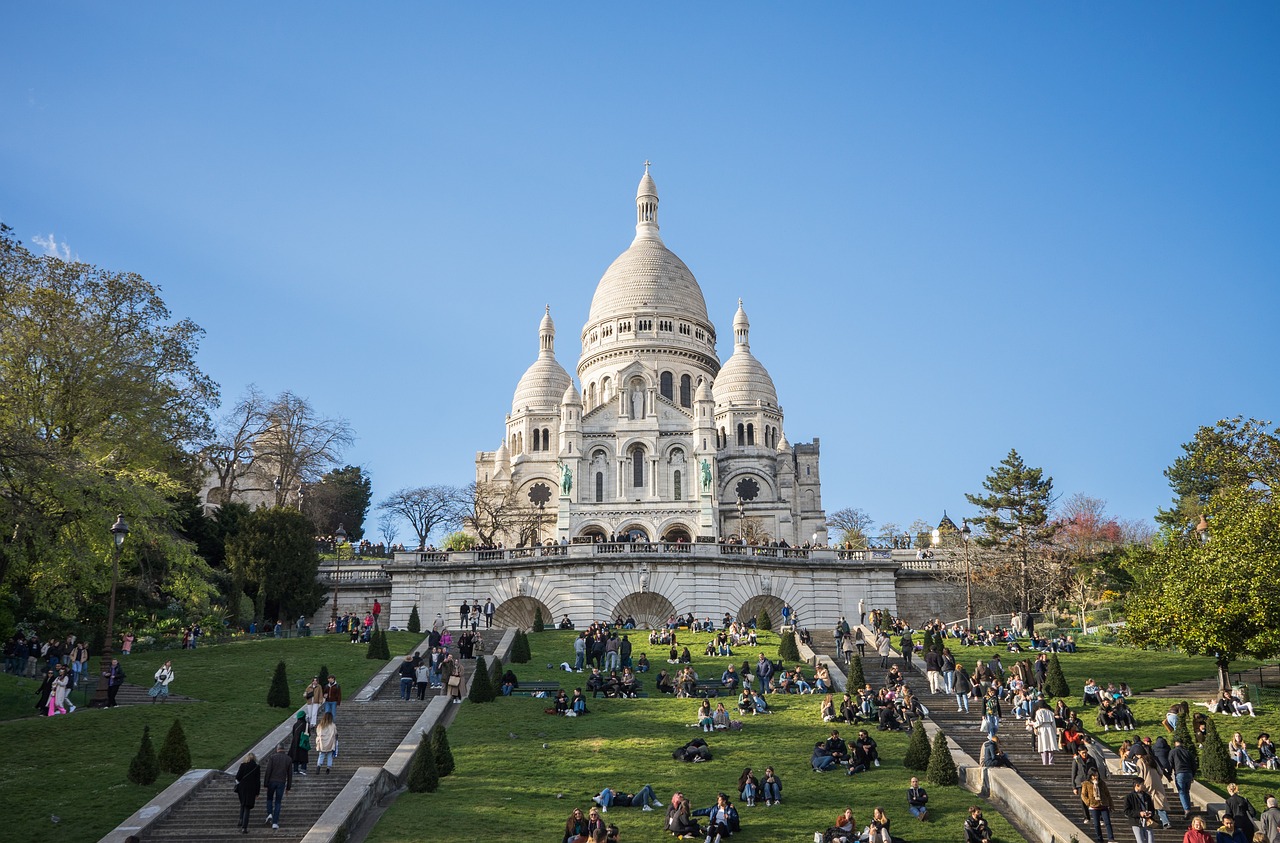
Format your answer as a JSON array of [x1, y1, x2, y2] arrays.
[[137, 643, 492, 842], [812, 635, 1189, 843]]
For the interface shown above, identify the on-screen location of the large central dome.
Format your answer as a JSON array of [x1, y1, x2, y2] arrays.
[[584, 168, 710, 328]]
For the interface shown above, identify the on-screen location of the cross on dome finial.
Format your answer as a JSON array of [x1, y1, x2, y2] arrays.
[[545, 304, 550, 314], [644, 159, 651, 172]]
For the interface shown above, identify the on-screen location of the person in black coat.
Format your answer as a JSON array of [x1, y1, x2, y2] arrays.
[[235, 752, 262, 833], [1123, 780, 1156, 843], [288, 711, 310, 775]]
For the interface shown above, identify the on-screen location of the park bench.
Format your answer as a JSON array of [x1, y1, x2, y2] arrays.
[[508, 680, 561, 697]]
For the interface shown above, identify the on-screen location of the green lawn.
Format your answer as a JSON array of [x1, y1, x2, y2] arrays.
[[367, 630, 1023, 843], [0, 631, 421, 843]]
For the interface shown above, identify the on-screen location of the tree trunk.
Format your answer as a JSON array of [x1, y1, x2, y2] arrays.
[[1217, 655, 1231, 692]]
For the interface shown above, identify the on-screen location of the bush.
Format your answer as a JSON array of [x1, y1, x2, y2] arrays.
[[533, 607, 545, 633], [1200, 719, 1236, 784], [757, 609, 773, 631], [847, 655, 866, 691], [779, 631, 800, 662], [157, 718, 192, 775], [921, 629, 934, 655], [925, 729, 958, 786], [317, 664, 329, 690], [903, 723, 932, 771], [408, 605, 421, 634], [468, 655, 495, 703], [429, 723, 455, 777], [1044, 653, 1070, 698], [127, 725, 160, 785], [443, 531, 477, 551], [367, 629, 391, 660], [489, 655, 503, 687], [510, 630, 531, 663], [1173, 703, 1198, 770], [267, 660, 291, 708], [407, 731, 440, 792]]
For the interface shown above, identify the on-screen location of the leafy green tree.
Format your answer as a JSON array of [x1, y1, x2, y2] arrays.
[[1158, 417, 1280, 529], [268, 660, 291, 708], [1200, 719, 1236, 784], [757, 608, 773, 631], [0, 224, 219, 621], [847, 655, 866, 691], [925, 729, 958, 786], [779, 630, 800, 662], [429, 723, 455, 777], [965, 449, 1059, 614], [407, 732, 440, 792], [468, 656, 495, 702], [903, 723, 932, 771], [304, 465, 372, 539], [1044, 654, 1070, 697], [226, 507, 324, 623], [1124, 486, 1280, 689], [158, 718, 192, 775], [533, 607, 545, 633], [408, 605, 421, 634], [128, 725, 160, 784]]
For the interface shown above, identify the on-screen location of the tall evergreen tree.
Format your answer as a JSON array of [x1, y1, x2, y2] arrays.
[[757, 608, 773, 631], [532, 607, 545, 632], [429, 723, 455, 777], [779, 630, 800, 662], [408, 604, 421, 633], [965, 449, 1058, 614], [468, 655, 495, 702], [407, 731, 440, 792], [925, 729, 958, 786], [1044, 653, 1070, 697], [158, 718, 192, 775], [847, 655, 866, 691], [489, 655, 504, 688], [903, 723, 932, 771], [1173, 705, 1198, 772], [128, 725, 160, 785], [510, 630, 531, 663], [1200, 719, 1236, 784], [267, 660, 291, 708]]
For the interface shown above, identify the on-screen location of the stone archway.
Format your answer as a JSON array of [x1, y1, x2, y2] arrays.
[[737, 594, 787, 629], [612, 592, 676, 630], [493, 595, 553, 630], [661, 525, 692, 542], [579, 526, 608, 542], [618, 524, 650, 542]]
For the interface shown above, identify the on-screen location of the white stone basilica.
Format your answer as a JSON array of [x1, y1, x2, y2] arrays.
[[475, 168, 828, 547]]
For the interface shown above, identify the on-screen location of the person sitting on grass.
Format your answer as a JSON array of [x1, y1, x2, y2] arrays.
[[865, 806, 892, 843], [691, 792, 740, 839], [824, 808, 856, 843], [1257, 734, 1279, 769], [815, 663, 833, 694], [657, 670, 674, 695], [637, 653, 650, 673], [738, 689, 755, 716], [1229, 732, 1259, 770], [666, 793, 702, 839], [964, 805, 993, 843], [594, 784, 662, 812], [760, 766, 782, 805], [698, 699, 715, 732], [712, 701, 731, 731], [854, 730, 881, 769], [791, 667, 814, 695], [907, 776, 929, 821], [751, 689, 770, 714], [738, 768, 759, 807], [571, 688, 590, 715], [619, 668, 640, 698], [821, 694, 838, 722], [812, 741, 840, 772], [564, 807, 589, 843]]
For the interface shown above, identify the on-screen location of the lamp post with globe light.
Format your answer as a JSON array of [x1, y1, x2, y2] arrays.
[[92, 514, 129, 707], [960, 520, 975, 633], [330, 524, 347, 629]]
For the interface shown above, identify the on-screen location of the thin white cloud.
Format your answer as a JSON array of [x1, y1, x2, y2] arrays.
[[31, 233, 76, 261]]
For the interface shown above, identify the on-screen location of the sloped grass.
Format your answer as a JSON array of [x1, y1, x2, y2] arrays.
[[368, 630, 1023, 843], [0, 631, 420, 843]]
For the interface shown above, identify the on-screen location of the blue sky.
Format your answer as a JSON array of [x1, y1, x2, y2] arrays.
[[4, 3, 1278, 536]]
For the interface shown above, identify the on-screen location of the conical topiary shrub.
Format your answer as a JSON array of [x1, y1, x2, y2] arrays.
[[1044, 653, 1070, 698], [757, 608, 773, 631], [468, 655, 495, 702], [510, 630, 531, 663], [847, 654, 866, 691], [921, 629, 934, 655], [158, 718, 192, 775], [430, 722, 455, 777], [779, 630, 801, 662], [379, 629, 392, 660], [1173, 703, 1198, 770], [408, 604, 421, 634], [532, 607, 545, 632], [316, 664, 329, 691], [925, 729, 958, 786], [128, 725, 160, 784], [903, 722, 932, 771], [267, 660, 291, 708], [366, 628, 382, 659], [1200, 719, 1236, 784], [489, 655, 504, 688], [407, 730, 440, 792]]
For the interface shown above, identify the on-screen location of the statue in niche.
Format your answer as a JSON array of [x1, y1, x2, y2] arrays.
[[639, 569, 650, 593], [672, 450, 685, 465], [760, 575, 772, 595], [630, 384, 643, 419], [700, 459, 713, 490], [517, 576, 529, 596], [559, 462, 573, 495]]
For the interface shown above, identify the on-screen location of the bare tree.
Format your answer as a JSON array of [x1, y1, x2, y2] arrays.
[[378, 485, 462, 549], [459, 481, 531, 547], [826, 507, 874, 548], [202, 385, 271, 504], [258, 392, 355, 507], [376, 510, 400, 548]]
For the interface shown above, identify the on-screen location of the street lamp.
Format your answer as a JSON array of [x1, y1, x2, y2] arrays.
[[736, 496, 745, 541], [331, 523, 347, 629], [92, 514, 129, 707], [931, 528, 940, 549], [1195, 514, 1210, 544], [960, 519, 974, 634], [297, 484, 305, 512], [274, 477, 282, 507]]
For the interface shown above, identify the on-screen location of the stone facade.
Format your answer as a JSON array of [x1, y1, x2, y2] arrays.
[[475, 167, 828, 547]]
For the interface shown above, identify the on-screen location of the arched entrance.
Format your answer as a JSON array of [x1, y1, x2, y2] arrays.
[[661, 525, 693, 543], [618, 524, 649, 542], [736, 595, 788, 629], [612, 592, 676, 630], [492, 595, 554, 630], [578, 526, 607, 543]]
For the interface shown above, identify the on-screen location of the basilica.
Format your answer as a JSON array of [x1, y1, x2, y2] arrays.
[[475, 167, 828, 547]]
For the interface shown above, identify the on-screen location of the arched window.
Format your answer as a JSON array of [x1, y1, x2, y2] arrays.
[[737, 424, 745, 446], [764, 427, 771, 448], [595, 472, 604, 502], [588, 382, 596, 408], [632, 446, 645, 488], [680, 374, 692, 407], [542, 428, 550, 451], [674, 470, 682, 501], [660, 371, 674, 401], [747, 423, 755, 445], [719, 427, 726, 448], [532, 430, 539, 452]]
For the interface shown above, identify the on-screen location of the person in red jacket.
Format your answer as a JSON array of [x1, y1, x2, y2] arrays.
[[372, 599, 382, 630]]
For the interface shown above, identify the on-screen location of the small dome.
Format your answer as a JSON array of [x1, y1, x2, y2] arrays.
[[778, 432, 791, 452], [494, 439, 510, 469], [512, 309, 572, 414], [714, 300, 779, 409], [561, 382, 582, 405], [695, 378, 713, 403]]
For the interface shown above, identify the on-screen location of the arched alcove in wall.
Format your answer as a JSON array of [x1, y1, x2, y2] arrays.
[[492, 595, 554, 630], [612, 592, 677, 630], [736, 594, 788, 629]]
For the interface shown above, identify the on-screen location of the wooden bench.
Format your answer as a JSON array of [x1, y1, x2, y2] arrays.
[[508, 680, 561, 697]]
